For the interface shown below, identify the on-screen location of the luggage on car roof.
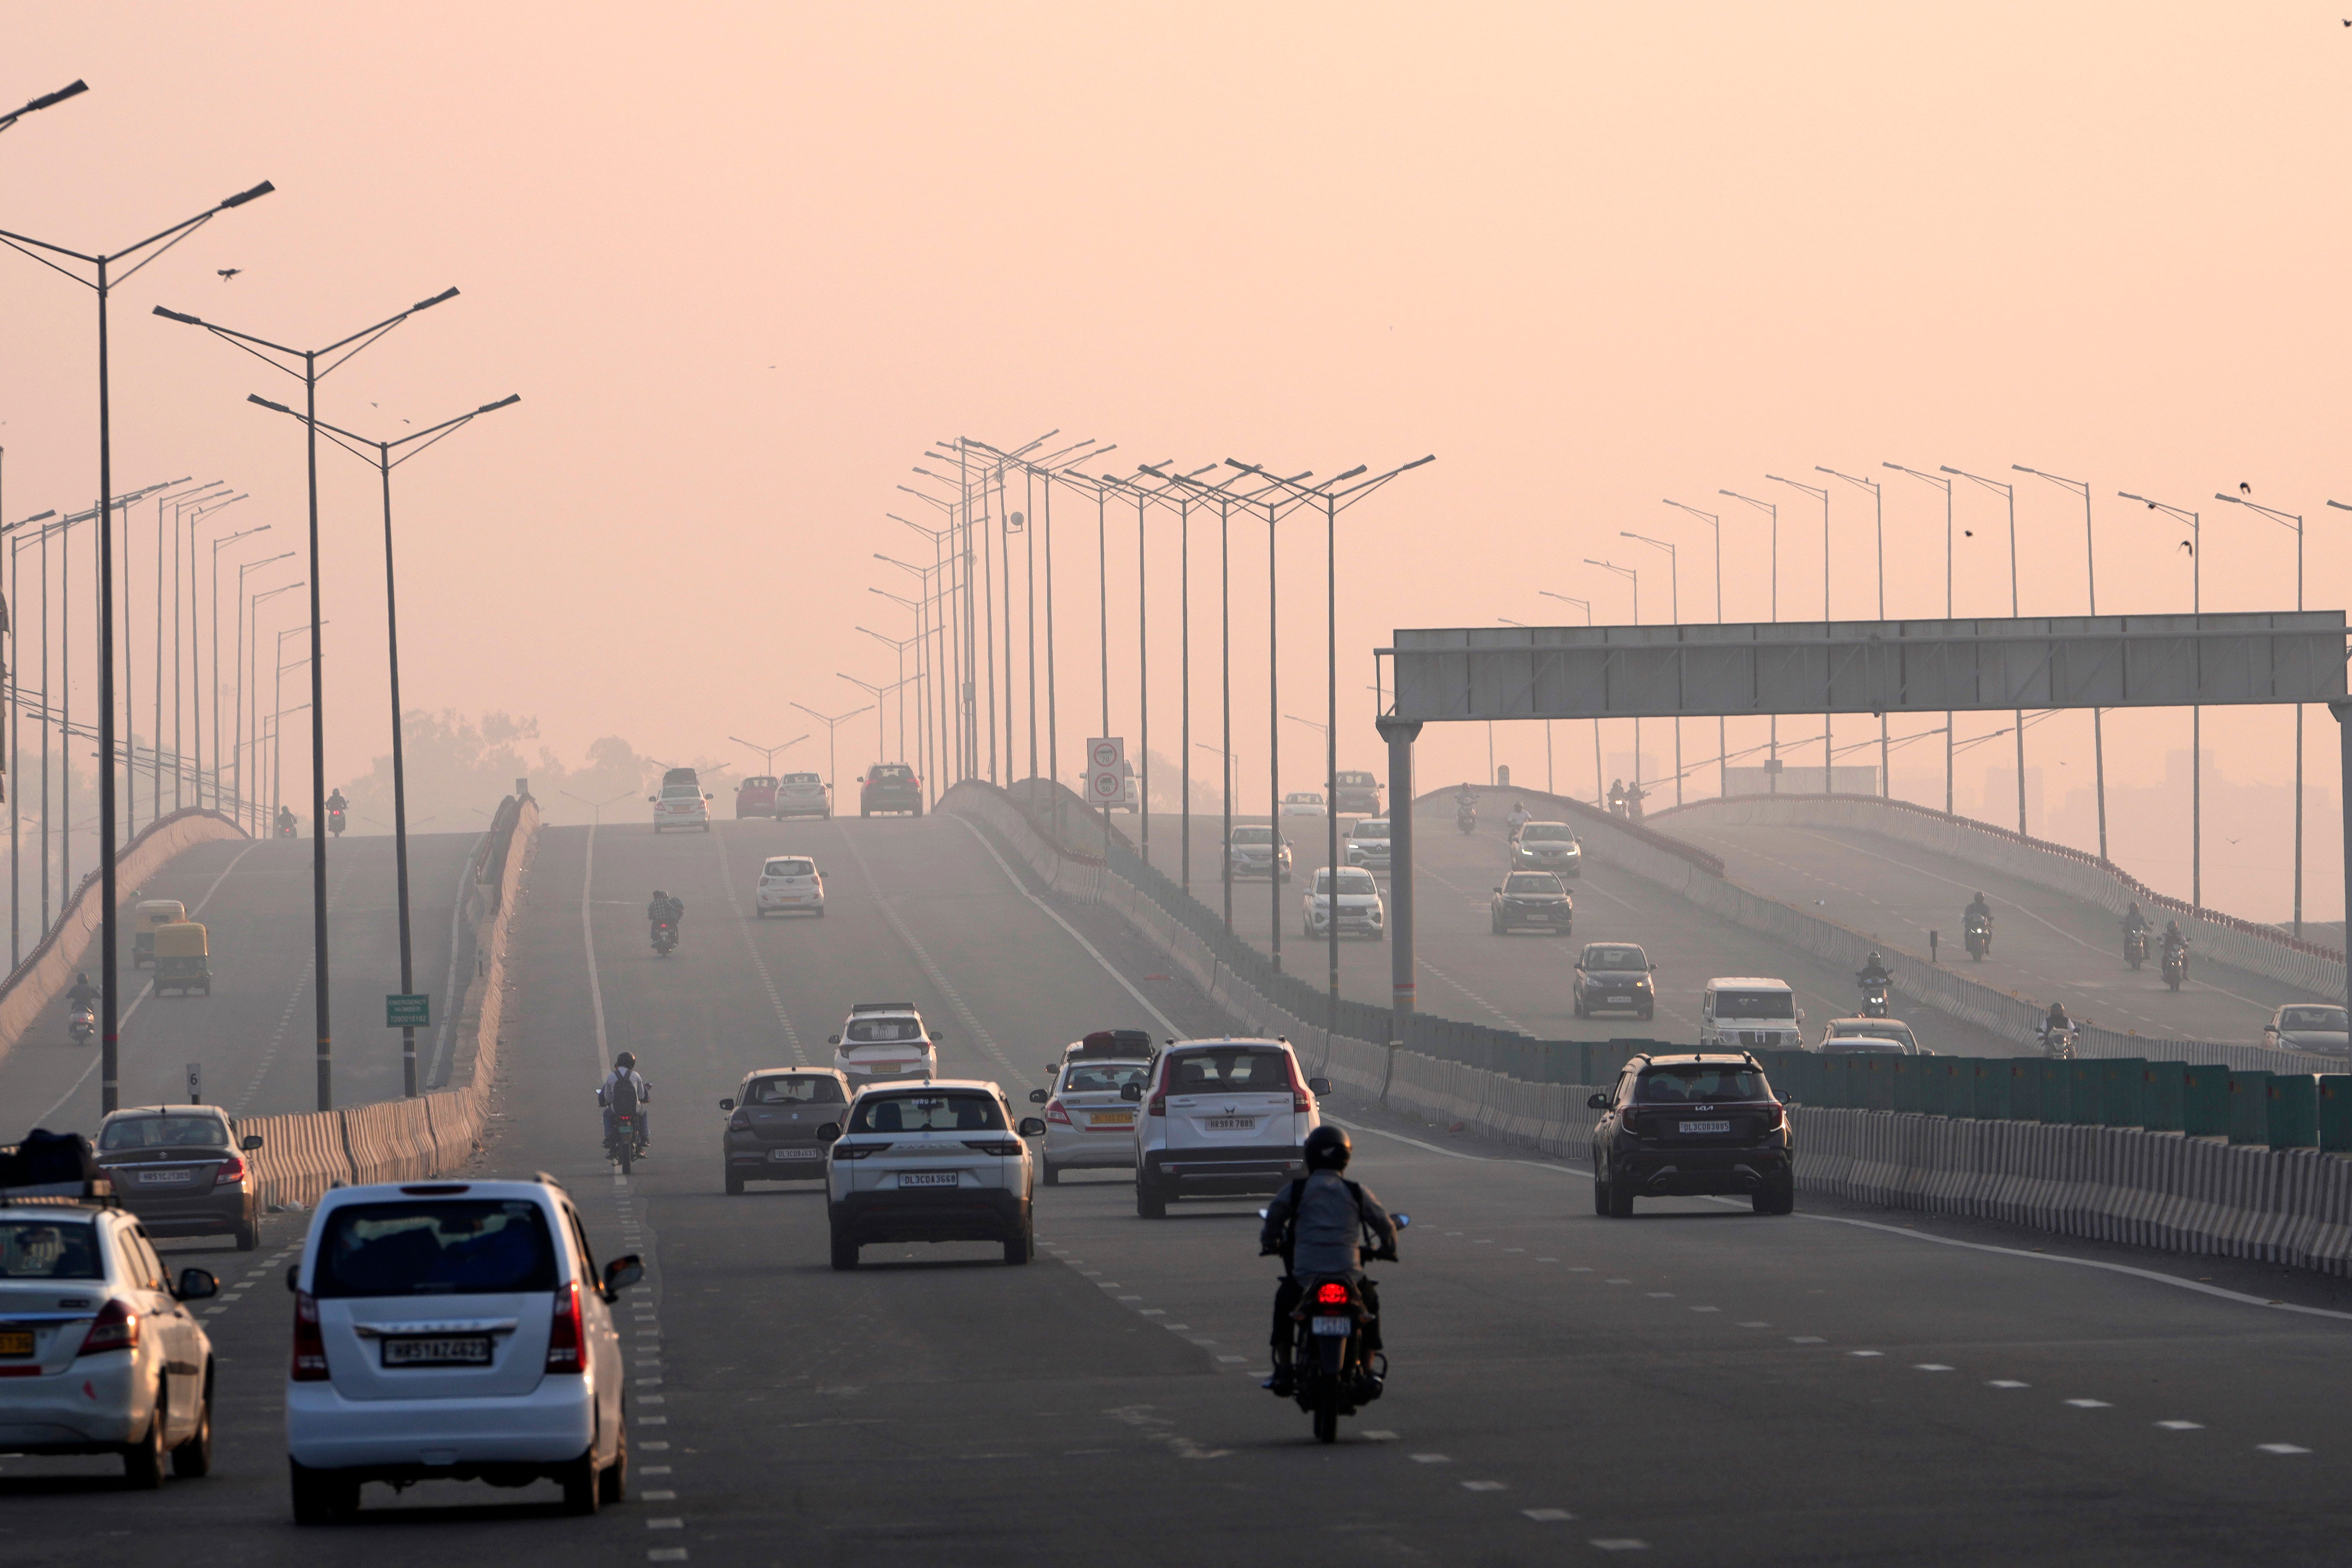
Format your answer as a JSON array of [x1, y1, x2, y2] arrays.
[[1075, 1029, 1153, 1059]]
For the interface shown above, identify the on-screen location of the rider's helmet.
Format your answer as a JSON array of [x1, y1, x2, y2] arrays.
[[76, 971, 88, 984], [615, 1051, 637, 1072], [1302, 1124, 1351, 1173], [1866, 949, 1884, 968]]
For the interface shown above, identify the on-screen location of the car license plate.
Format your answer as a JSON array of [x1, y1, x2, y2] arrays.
[[1089, 1112, 1134, 1127], [1202, 1117, 1258, 1132], [1679, 1120, 1730, 1135], [1310, 1316, 1351, 1336], [768, 1148, 819, 1161], [897, 1172, 960, 1188], [1609, 995, 1631, 1003], [137, 1168, 195, 1184], [0, 1329, 34, 1358], [382, 1336, 492, 1367]]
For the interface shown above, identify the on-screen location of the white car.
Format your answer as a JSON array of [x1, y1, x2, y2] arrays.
[[1028, 1041, 1153, 1185], [649, 781, 711, 833], [1279, 791, 1326, 819], [1819, 1017, 1923, 1055], [1228, 824, 1293, 882], [755, 854, 825, 917], [1701, 976, 1805, 1051], [823, 1079, 1045, 1269], [284, 1176, 644, 1521], [1302, 865, 1385, 940], [1345, 818, 1391, 869], [830, 1003, 941, 1081], [0, 1184, 221, 1487], [1129, 1037, 1329, 1218], [774, 771, 831, 820]]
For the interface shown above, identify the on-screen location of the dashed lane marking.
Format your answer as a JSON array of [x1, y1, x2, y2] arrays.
[[837, 828, 1027, 1082]]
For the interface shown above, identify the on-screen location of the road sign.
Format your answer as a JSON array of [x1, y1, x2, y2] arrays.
[[186, 1063, 201, 1105], [1086, 738, 1125, 806], [387, 993, 431, 1029]]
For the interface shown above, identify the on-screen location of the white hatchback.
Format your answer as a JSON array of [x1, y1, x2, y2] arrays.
[[284, 1177, 643, 1522], [1279, 791, 1326, 819], [755, 855, 825, 917], [830, 1004, 941, 1081], [774, 771, 831, 820], [0, 1195, 220, 1487], [650, 782, 711, 833], [822, 1080, 1045, 1269], [1129, 1037, 1329, 1218]]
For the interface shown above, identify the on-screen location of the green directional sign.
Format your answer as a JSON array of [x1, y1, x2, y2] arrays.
[[386, 993, 431, 1029]]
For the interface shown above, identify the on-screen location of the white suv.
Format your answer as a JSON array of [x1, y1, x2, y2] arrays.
[[1345, 818, 1392, 869], [1127, 1037, 1330, 1218], [755, 855, 825, 917], [1302, 865, 1385, 939], [830, 1003, 941, 1081], [284, 1176, 644, 1521], [821, 1080, 1045, 1268], [0, 1189, 220, 1487]]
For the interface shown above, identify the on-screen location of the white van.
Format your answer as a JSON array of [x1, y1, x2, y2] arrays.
[[1700, 977, 1804, 1051]]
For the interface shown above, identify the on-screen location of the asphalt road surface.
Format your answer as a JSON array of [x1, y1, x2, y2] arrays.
[[0, 830, 482, 1142], [1651, 807, 2335, 1046], [6, 812, 2349, 1565]]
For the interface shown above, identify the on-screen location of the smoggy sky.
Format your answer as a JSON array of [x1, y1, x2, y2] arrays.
[[1, 3, 2345, 915]]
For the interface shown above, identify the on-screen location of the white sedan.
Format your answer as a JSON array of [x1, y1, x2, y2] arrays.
[[1279, 792, 1326, 819], [1028, 1056, 1150, 1184]]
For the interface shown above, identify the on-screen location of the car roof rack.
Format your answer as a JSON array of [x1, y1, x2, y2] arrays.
[[851, 1001, 916, 1014]]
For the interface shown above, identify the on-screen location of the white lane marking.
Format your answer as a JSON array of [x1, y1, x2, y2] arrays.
[[641, 1489, 678, 1501], [1591, 1539, 1650, 1552], [1524, 1508, 1576, 1522], [949, 815, 1181, 1036], [1848, 1350, 1884, 1358], [1990, 1380, 2030, 1389], [1914, 1364, 1955, 1372], [1462, 1480, 1507, 1491], [1790, 1336, 1826, 1344], [2156, 1420, 2203, 1430], [2066, 1399, 2112, 1408], [709, 826, 807, 1066], [837, 827, 1026, 1082], [2257, 1443, 2311, 1455], [1409, 1452, 1451, 1463]]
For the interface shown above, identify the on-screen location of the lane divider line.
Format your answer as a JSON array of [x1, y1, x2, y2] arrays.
[[836, 827, 1026, 1082]]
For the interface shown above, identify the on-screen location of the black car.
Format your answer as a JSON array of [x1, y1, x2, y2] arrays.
[[859, 763, 923, 817], [90, 1106, 264, 1250], [1573, 941, 1656, 1020], [1490, 872, 1573, 935], [1330, 769, 1382, 816], [1589, 1052, 1792, 1217], [721, 1068, 851, 1192]]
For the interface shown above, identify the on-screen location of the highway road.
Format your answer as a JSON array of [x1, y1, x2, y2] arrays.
[[1651, 807, 2336, 1047], [1136, 799, 2018, 1057], [5, 811, 2349, 1563], [0, 830, 482, 1142]]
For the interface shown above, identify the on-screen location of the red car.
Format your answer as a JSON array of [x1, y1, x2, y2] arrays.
[[736, 776, 779, 818]]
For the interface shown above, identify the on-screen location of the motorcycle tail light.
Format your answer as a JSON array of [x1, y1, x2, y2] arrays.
[[289, 1290, 328, 1379], [1315, 1282, 1351, 1306], [213, 1153, 246, 1186], [78, 1297, 137, 1357], [545, 1279, 584, 1374], [1045, 1098, 1073, 1126]]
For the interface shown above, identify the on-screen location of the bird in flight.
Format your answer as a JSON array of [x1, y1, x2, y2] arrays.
[[1963, 529, 1974, 537], [2180, 540, 2195, 554], [217, 268, 241, 281], [2239, 481, 2252, 494]]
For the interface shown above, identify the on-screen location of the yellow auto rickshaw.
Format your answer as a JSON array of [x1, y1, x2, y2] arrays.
[[152, 921, 210, 997], [132, 900, 187, 969]]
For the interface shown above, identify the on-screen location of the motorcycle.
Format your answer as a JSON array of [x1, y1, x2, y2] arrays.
[[651, 919, 677, 958], [1964, 913, 1991, 962], [327, 808, 346, 838], [1455, 802, 1477, 835], [1857, 977, 1891, 1019], [67, 1003, 95, 1045], [1276, 1213, 1409, 1444], [2162, 946, 2188, 993], [605, 1108, 645, 1175], [2123, 927, 2148, 971], [2038, 1024, 2079, 1060]]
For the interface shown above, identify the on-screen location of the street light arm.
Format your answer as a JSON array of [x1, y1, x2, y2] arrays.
[[2213, 493, 2302, 532], [0, 78, 89, 132]]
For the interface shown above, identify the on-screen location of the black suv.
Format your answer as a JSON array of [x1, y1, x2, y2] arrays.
[[1573, 941, 1656, 1019], [1588, 1052, 1792, 1217], [1330, 769, 1381, 816], [859, 763, 923, 817], [1490, 872, 1573, 935]]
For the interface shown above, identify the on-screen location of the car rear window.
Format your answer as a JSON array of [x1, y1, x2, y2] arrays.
[[1063, 1064, 1148, 1094], [783, 773, 821, 785], [1713, 989, 1795, 1019], [845, 1017, 924, 1043], [850, 1091, 1005, 1133], [1336, 772, 1375, 786], [661, 785, 701, 799], [749, 1075, 844, 1104], [872, 766, 912, 780], [1166, 1046, 1291, 1092], [1, 1220, 103, 1279], [763, 859, 816, 878], [99, 1115, 229, 1150], [1522, 824, 1576, 841], [1636, 1066, 1766, 1103], [1504, 874, 1561, 894], [1583, 946, 1644, 968], [312, 1199, 558, 1298], [744, 776, 776, 788]]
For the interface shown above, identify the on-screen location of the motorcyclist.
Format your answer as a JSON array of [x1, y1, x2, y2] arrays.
[[647, 888, 684, 934], [2041, 1000, 2072, 1042], [325, 788, 348, 825], [1856, 949, 1891, 988], [65, 972, 99, 1011], [1624, 780, 1647, 822], [1965, 891, 1993, 931], [276, 805, 297, 837], [597, 1050, 652, 1151], [2162, 920, 2188, 959], [1259, 1124, 1397, 1397], [1506, 800, 1531, 841], [2122, 901, 2149, 936], [1607, 779, 1627, 817]]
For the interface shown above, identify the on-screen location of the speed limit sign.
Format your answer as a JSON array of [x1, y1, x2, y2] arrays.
[[1086, 737, 1125, 804]]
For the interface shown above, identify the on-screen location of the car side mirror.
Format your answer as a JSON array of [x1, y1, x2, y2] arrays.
[[286, 1265, 301, 1292], [646, 795, 656, 802], [1492, 886, 1501, 893], [1120, 1083, 1143, 1102], [601, 1255, 644, 1301], [1586, 1092, 1610, 1110], [719, 1098, 735, 1112], [1796, 1009, 1807, 1023], [1650, 964, 1658, 973], [931, 1032, 945, 1043], [175, 1267, 218, 1301], [827, 1035, 841, 1046], [240, 1134, 263, 1151], [816, 1122, 841, 1143], [1028, 1088, 1049, 1103], [1017, 1117, 1047, 1138], [1308, 1077, 1332, 1097]]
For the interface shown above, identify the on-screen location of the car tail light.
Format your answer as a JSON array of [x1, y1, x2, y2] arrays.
[[213, 1152, 247, 1185], [78, 1297, 138, 1357], [963, 1139, 1023, 1156], [1756, 1101, 1785, 1132], [1285, 1054, 1313, 1114], [728, 1112, 752, 1132], [545, 1280, 584, 1374], [831, 1141, 875, 1160], [289, 1290, 328, 1379], [1315, 1282, 1351, 1306], [1045, 1098, 1073, 1126], [1147, 1085, 1166, 1117]]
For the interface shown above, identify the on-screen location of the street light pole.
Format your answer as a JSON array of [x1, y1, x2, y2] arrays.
[[2122, 491, 2202, 908], [1539, 591, 1603, 805], [179, 493, 247, 812], [1721, 489, 1780, 788], [210, 528, 272, 814], [1619, 532, 1682, 804], [1887, 463, 1957, 814], [1945, 467, 2025, 836], [2015, 467, 2107, 856], [241, 574, 302, 833], [789, 701, 874, 817], [1586, 560, 1642, 810], [1818, 468, 1890, 798], [2226, 491, 2310, 936], [1662, 501, 1728, 799], [1769, 475, 1834, 794], [838, 673, 914, 769]]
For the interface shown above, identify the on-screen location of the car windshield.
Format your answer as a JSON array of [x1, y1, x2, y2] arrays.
[[2280, 1007, 2347, 1031], [1831, 1021, 1912, 1042], [1353, 821, 1389, 838], [1522, 824, 1575, 841], [850, 1091, 1006, 1133], [1315, 868, 1378, 894], [845, 1018, 923, 1043], [1715, 989, 1795, 1019], [1505, 874, 1561, 895], [99, 1115, 229, 1150], [763, 859, 816, 878], [312, 1199, 557, 1298], [1583, 946, 1645, 969], [783, 773, 821, 785], [0, 1221, 103, 1279], [1636, 1066, 1767, 1102], [1166, 1046, 1291, 1092], [1231, 826, 1273, 844], [1063, 1064, 1148, 1094], [748, 1075, 844, 1105]]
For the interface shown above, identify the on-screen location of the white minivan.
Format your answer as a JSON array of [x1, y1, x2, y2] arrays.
[[1700, 976, 1805, 1051], [1126, 1037, 1331, 1218], [284, 1177, 643, 1521]]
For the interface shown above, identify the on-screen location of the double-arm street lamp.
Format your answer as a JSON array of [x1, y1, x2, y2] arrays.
[[1886, 463, 1957, 813], [730, 735, 810, 775], [211, 528, 274, 813], [2014, 465, 2109, 858], [838, 672, 916, 768], [0, 174, 273, 1112], [1944, 466, 2027, 836], [243, 578, 304, 831], [855, 626, 924, 771], [2120, 490, 2202, 908], [1818, 467, 1890, 799], [177, 491, 250, 813], [789, 702, 874, 812]]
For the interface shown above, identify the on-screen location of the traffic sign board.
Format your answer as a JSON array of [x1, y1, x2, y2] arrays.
[[1086, 738, 1125, 805], [387, 993, 431, 1029]]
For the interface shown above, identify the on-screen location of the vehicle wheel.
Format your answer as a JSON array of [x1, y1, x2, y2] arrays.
[[1754, 1173, 1795, 1216], [1638, 1007, 1653, 1022], [1042, 1161, 1060, 1186], [861, 807, 871, 818], [830, 1227, 860, 1271], [1136, 1178, 1168, 1219], [1591, 1166, 1609, 1216], [172, 1372, 214, 1478], [617, 1145, 633, 1176], [814, 908, 825, 918], [235, 1215, 258, 1252], [598, 1415, 628, 1504], [289, 1460, 358, 1524], [725, 1169, 745, 1195], [560, 1445, 601, 1515], [1004, 1225, 1034, 1266], [1312, 1379, 1340, 1444], [1605, 1167, 1634, 1218], [123, 1388, 167, 1489], [1573, 997, 1587, 1018]]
